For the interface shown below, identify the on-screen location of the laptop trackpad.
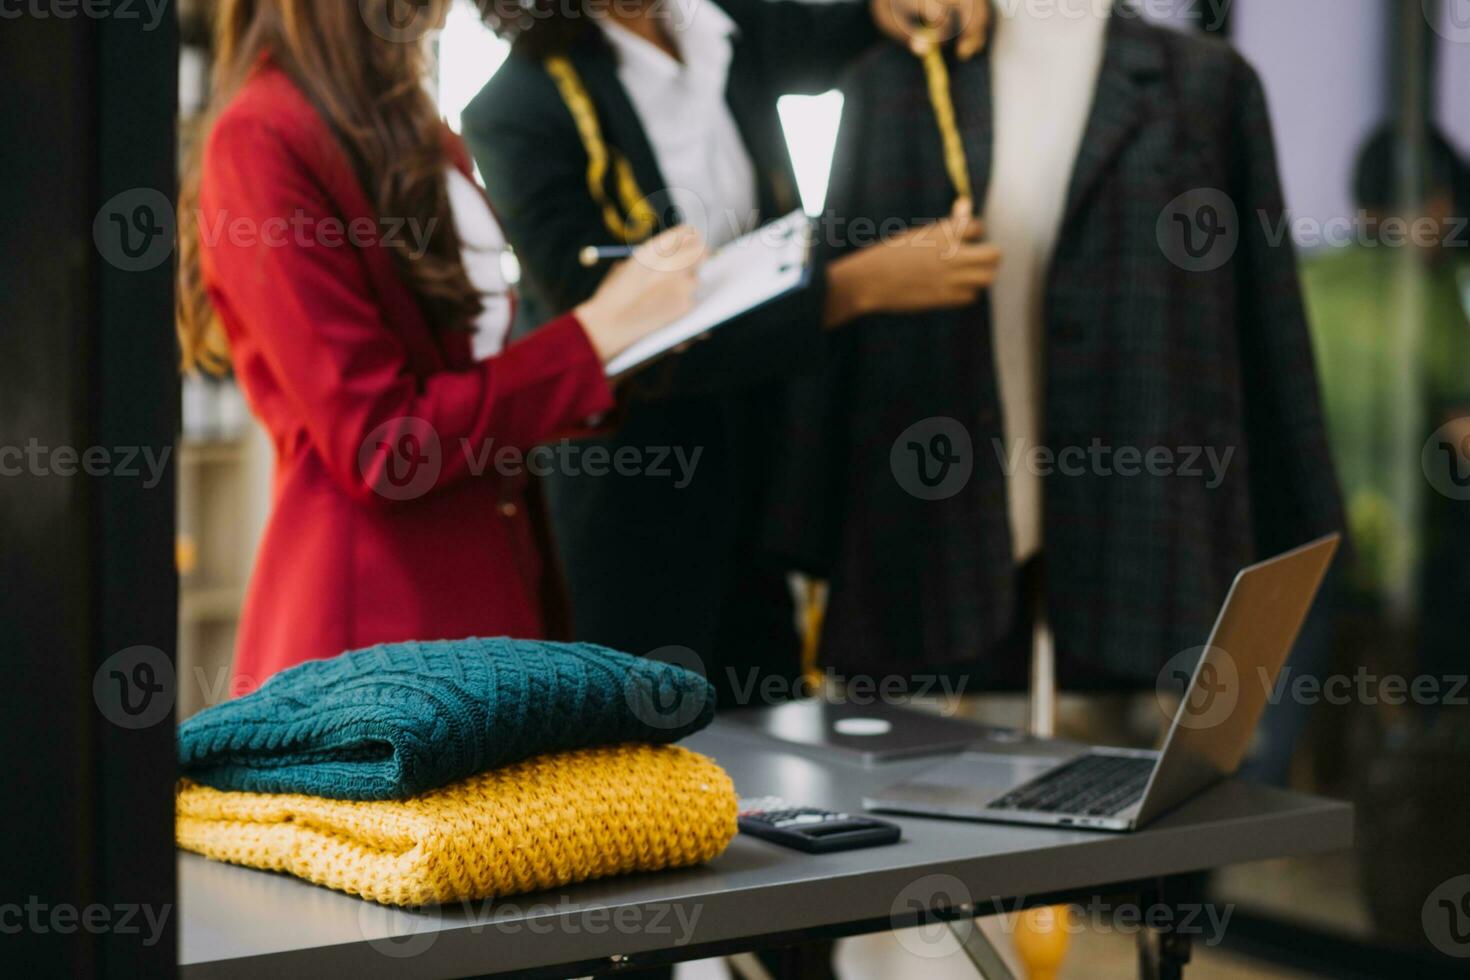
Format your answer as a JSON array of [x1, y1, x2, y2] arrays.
[[872, 752, 1063, 810]]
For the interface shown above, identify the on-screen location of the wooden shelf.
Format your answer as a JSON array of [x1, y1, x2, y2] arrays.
[[178, 437, 251, 467], [179, 585, 245, 624]]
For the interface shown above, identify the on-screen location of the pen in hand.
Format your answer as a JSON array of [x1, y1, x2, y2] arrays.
[[578, 244, 637, 267]]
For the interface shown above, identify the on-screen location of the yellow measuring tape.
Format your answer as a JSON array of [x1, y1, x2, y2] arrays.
[[544, 55, 658, 242], [917, 29, 974, 203]]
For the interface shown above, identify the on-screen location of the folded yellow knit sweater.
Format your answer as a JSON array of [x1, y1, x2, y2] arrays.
[[177, 744, 737, 907]]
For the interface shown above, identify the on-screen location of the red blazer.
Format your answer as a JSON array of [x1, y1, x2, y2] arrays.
[[200, 65, 615, 691]]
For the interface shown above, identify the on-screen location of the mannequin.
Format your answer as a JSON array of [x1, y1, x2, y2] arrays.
[[770, 7, 1342, 695], [984, 1, 1109, 735]]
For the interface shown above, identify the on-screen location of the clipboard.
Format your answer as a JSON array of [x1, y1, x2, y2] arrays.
[[604, 210, 815, 379]]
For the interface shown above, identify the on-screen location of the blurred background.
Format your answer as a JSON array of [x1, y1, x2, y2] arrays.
[[167, 0, 1470, 976]]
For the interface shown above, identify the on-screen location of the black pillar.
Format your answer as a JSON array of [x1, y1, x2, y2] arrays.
[[0, 2, 179, 976]]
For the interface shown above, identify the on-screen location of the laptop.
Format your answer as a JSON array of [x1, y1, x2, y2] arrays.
[[864, 534, 1340, 832]]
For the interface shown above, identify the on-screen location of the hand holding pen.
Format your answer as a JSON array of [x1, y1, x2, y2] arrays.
[[573, 226, 708, 364]]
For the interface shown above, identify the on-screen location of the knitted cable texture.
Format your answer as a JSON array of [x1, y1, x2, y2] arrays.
[[177, 744, 738, 907], [177, 637, 716, 800]]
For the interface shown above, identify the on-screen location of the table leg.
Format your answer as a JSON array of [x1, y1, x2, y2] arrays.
[[1136, 878, 1195, 980], [1137, 928, 1192, 980], [948, 919, 1019, 980]]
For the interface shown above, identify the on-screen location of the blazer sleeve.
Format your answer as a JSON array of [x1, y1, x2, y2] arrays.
[[463, 59, 822, 402], [201, 112, 615, 505], [463, 68, 615, 321], [1227, 58, 1345, 555]]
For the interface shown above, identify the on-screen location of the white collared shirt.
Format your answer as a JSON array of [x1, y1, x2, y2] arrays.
[[446, 167, 514, 358], [596, 0, 760, 248]]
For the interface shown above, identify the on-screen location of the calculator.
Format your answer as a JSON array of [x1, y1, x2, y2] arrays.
[[737, 797, 902, 853]]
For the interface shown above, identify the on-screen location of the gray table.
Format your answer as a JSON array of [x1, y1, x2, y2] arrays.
[[180, 720, 1353, 979]]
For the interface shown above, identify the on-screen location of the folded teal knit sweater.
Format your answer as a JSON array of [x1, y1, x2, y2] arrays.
[[177, 637, 715, 800]]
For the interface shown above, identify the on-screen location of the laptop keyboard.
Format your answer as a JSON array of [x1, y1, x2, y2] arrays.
[[987, 754, 1155, 817]]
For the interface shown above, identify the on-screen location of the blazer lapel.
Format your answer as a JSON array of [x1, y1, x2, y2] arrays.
[[572, 37, 676, 228], [726, 43, 794, 218], [950, 51, 994, 214], [1058, 10, 1165, 231]]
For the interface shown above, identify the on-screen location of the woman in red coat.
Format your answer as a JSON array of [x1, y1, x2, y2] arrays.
[[176, 0, 702, 691]]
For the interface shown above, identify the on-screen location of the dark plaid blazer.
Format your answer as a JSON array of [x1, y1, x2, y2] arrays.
[[769, 13, 1345, 685]]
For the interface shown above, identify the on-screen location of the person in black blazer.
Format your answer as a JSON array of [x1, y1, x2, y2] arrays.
[[462, 0, 999, 711]]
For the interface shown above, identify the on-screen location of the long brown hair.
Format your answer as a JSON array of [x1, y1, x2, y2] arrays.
[[177, 0, 481, 375]]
